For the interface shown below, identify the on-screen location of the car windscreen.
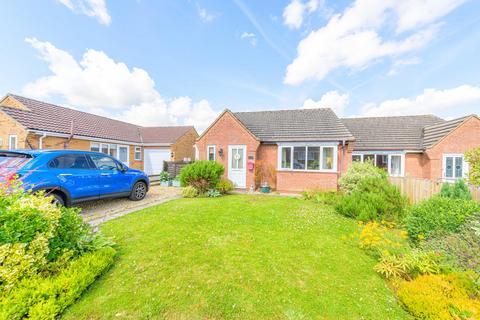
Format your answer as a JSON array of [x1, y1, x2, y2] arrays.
[[0, 152, 33, 170]]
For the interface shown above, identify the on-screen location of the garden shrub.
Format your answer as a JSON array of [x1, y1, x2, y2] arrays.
[[179, 161, 224, 193], [465, 147, 480, 186], [440, 179, 472, 200], [404, 196, 480, 242], [421, 213, 480, 273], [396, 274, 480, 320], [205, 189, 221, 198], [356, 221, 409, 258], [338, 161, 387, 194], [182, 186, 198, 198], [216, 178, 234, 194], [302, 190, 340, 206], [0, 246, 116, 320], [374, 249, 442, 280], [335, 177, 407, 221]]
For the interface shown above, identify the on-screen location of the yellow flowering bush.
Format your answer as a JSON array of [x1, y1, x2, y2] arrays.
[[356, 221, 409, 258], [396, 274, 480, 320]]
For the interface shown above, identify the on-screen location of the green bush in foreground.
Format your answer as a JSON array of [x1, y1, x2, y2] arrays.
[[404, 196, 480, 242], [216, 178, 234, 194], [182, 186, 199, 198], [336, 177, 407, 221], [338, 161, 387, 194], [440, 179, 472, 200], [0, 247, 116, 320], [179, 161, 224, 193]]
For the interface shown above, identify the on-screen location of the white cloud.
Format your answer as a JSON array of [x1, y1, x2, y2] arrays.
[[240, 32, 257, 46], [23, 38, 218, 132], [302, 90, 349, 116], [197, 5, 215, 23], [387, 57, 421, 76], [285, 0, 466, 85], [361, 85, 480, 117], [283, 0, 320, 29], [57, 0, 111, 25]]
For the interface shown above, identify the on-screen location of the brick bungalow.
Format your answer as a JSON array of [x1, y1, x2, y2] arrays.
[[197, 108, 480, 192], [0, 94, 198, 175], [196, 109, 355, 192]]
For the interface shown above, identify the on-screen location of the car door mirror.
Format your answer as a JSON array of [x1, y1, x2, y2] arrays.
[[120, 164, 128, 173]]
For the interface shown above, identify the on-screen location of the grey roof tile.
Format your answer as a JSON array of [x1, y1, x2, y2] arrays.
[[422, 115, 474, 148], [342, 115, 444, 150], [233, 108, 355, 142]]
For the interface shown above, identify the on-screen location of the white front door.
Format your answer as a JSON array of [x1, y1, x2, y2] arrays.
[[228, 145, 247, 188]]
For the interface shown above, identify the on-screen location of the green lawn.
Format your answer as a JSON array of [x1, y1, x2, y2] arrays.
[[63, 195, 410, 319]]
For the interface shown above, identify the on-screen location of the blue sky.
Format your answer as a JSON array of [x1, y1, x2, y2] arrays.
[[1, 0, 480, 131]]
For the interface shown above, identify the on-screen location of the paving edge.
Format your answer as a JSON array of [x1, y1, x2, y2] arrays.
[[88, 195, 182, 227]]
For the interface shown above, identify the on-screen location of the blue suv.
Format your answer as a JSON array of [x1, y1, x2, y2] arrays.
[[0, 150, 150, 207]]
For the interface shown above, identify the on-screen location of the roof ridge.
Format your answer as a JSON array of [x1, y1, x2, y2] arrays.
[[342, 114, 443, 120], [234, 107, 332, 114]]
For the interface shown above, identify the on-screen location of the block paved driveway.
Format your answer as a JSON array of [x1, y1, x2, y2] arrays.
[[77, 185, 182, 226]]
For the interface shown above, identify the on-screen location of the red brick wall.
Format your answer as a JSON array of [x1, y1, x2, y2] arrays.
[[424, 117, 480, 180], [405, 153, 428, 178], [196, 112, 260, 189]]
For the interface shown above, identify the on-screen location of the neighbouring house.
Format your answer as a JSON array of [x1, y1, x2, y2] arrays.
[[0, 94, 198, 175], [196, 108, 356, 192], [342, 114, 480, 182], [196, 108, 480, 192]]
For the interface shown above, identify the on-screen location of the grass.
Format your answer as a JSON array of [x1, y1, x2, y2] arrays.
[[63, 195, 410, 319]]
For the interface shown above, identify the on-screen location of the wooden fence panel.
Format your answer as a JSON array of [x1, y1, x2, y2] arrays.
[[389, 177, 480, 203]]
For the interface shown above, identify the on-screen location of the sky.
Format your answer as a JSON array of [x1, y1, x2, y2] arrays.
[[1, 0, 480, 132]]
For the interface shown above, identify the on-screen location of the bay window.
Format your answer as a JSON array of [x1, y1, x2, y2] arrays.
[[279, 145, 337, 172]]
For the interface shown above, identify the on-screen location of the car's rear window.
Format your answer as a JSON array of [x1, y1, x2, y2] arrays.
[[0, 152, 33, 169]]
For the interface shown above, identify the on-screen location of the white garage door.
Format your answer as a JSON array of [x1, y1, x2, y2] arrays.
[[144, 149, 171, 176]]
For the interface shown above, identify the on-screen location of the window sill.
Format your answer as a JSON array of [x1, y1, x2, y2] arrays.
[[277, 169, 337, 173]]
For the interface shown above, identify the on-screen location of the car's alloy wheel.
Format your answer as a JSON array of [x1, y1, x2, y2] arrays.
[[131, 181, 147, 201]]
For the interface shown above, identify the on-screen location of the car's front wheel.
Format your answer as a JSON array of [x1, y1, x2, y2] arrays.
[[129, 181, 147, 201], [51, 193, 65, 207]]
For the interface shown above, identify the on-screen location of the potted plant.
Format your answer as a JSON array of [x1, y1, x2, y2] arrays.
[[171, 175, 181, 187], [159, 171, 171, 187], [260, 182, 270, 193]]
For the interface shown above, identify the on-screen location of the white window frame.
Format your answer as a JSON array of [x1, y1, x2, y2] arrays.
[[352, 152, 405, 177], [207, 145, 216, 161], [90, 142, 130, 165], [8, 135, 17, 150], [277, 143, 338, 173], [134, 146, 142, 161], [442, 153, 467, 181]]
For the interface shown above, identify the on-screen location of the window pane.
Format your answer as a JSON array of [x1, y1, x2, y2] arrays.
[[135, 147, 141, 160], [101, 144, 109, 154], [208, 147, 215, 161], [364, 154, 375, 164], [91, 155, 118, 171], [293, 147, 306, 169], [237, 149, 244, 169], [109, 144, 118, 158], [322, 147, 334, 170], [352, 155, 362, 162], [91, 143, 100, 152], [376, 154, 388, 170], [455, 157, 463, 178], [307, 147, 320, 170], [281, 147, 291, 169], [445, 157, 453, 178], [390, 155, 402, 176], [49, 155, 90, 169]]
